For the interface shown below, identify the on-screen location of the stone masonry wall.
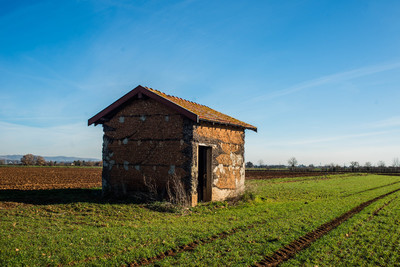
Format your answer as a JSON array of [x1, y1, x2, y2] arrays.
[[193, 122, 245, 201], [101, 96, 193, 197]]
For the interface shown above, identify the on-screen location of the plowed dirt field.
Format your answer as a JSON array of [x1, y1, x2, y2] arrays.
[[0, 167, 102, 190]]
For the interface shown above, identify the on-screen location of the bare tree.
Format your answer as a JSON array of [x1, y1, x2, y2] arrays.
[[36, 156, 46, 166], [392, 157, 400, 167], [287, 157, 298, 168], [377, 161, 386, 167], [350, 161, 359, 168], [257, 159, 264, 168], [84, 161, 96, 167], [21, 154, 35, 165], [364, 162, 372, 168]]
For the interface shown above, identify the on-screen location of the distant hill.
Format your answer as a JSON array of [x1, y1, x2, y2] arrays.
[[0, 155, 101, 163]]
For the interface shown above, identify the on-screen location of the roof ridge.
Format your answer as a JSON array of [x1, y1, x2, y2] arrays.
[[146, 86, 209, 108]]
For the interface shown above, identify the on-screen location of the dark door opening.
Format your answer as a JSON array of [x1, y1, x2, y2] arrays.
[[198, 146, 212, 202]]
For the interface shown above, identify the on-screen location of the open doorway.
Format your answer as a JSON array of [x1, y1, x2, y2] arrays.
[[198, 146, 212, 202]]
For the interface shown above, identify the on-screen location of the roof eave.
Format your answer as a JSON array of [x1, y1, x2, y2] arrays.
[[88, 85, 144, 126], [199, 118, 257, 132]]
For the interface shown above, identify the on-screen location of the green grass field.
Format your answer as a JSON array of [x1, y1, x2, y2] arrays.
[[1, 173, 400, 266]]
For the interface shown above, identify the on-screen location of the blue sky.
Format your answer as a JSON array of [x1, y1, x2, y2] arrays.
[[1, 0, 399, 166]]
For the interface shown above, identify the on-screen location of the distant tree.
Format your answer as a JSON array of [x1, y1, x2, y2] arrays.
[[73, 160, 83, 166], [85, 161, 95, 167], [288, 157, 298, 168], [377, 161, 386, 167], [308, 164, 315, 169], [245, 161, 254, 168], [257, 160, 264, 168], [325, 163, 335, 171], [350, 161, 359, 168], [35, 156, 46, 166], [0, 159, 5, 165], [364, 162, 372, 168], [349, 161, 359, 172], [364, 162, 372, 172], [94, 161, 103, 167], [392, 157, 400, 167], [21, 154, 35, 165]]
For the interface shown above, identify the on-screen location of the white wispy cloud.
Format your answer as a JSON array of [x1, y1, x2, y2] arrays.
[[367, 116, 400, 129], [253, 61, 400, 101], [0, 121, 102, 158], [282, 130, 394, 146], [258, 129, 398, 148]]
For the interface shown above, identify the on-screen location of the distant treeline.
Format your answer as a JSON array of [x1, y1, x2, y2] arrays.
[[246, 166, 400, 174], [0, 154, 102, 167], [246, 157, 400, 173]]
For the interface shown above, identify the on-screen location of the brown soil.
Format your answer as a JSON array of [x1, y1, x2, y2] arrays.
[[0, 167, 102, 190], [0, 201, 31, 209]]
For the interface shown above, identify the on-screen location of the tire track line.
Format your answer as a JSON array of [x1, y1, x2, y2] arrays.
[[253, 187, 400, 267], [339, 196, 397, 242], [128, 221, 265, 266], [66, 219, 268, 266], [342, 180, 400, 198]]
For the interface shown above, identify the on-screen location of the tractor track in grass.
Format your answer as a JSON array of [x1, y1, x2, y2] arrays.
[[272, 176, 332, 184], [270, 173, 366, 185], [127, 183, 400, 267], [342, 180, 400, 198], [68, 176, 400, 266], [129, 187, 400, 267], [338, 196, 397, 243], [253, 187, 400, 267], [68, 220, 267, 266], [128, 221, 266, 266]]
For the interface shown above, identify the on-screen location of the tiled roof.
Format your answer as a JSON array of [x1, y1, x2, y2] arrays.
[[144, 87, 257, 131], [88, 85, 257, 131]]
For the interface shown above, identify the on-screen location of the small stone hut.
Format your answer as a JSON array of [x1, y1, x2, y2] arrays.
[[88, 85, 257, 206]]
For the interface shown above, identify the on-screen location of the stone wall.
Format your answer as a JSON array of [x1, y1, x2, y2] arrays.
[[99, 95, 246, 205], [193, 122, 246, 201], [101, 96, 193, 197]]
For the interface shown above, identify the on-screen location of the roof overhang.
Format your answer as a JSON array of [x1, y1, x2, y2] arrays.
[[198, 118, 257, 132]]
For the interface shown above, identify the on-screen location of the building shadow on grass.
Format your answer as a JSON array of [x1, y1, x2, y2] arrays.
[[0, 188, 149, 205]]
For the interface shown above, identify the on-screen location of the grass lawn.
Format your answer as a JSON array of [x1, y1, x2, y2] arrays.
[[1, 173, 400, 266]]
